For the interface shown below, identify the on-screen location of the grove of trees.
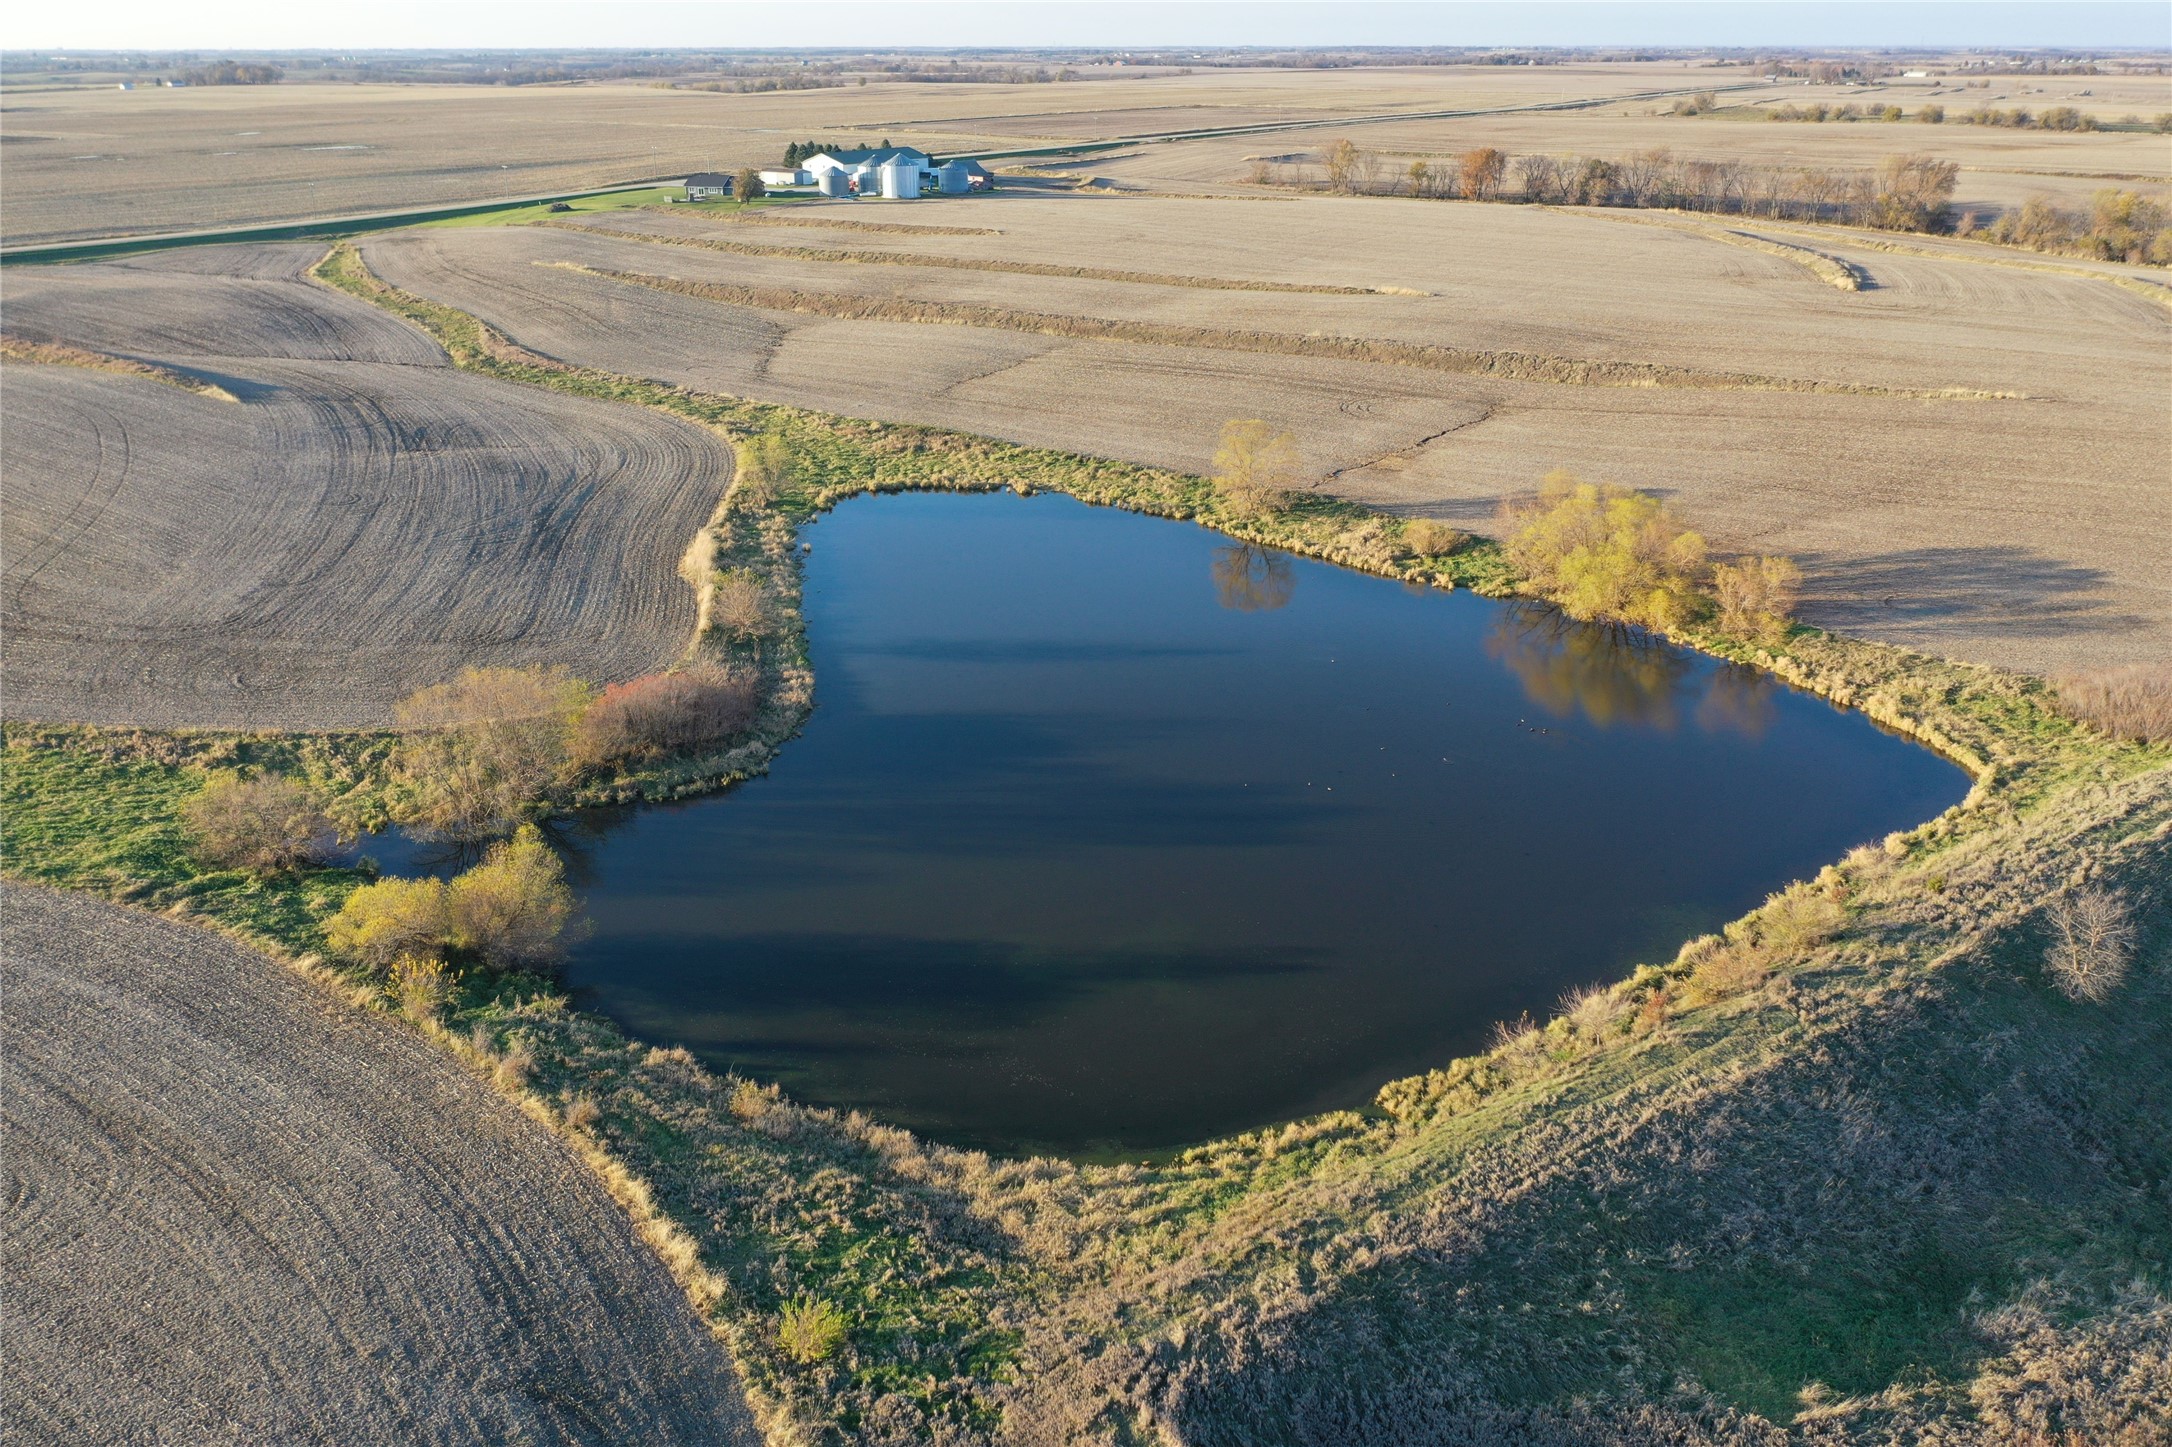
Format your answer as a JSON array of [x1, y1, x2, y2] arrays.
[[1500, 470, 1803, 643]]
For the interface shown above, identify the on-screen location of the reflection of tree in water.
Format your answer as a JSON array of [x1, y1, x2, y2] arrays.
[[1485, 601, 1696, 730], [1212, 544, 1297, 612], [1696, 663, 1778, 741]]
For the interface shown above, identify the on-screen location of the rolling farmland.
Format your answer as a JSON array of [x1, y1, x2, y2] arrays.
[[8, 61, 2159, 246], [3, 46, 2169, 1447], [2, 246, 728, 729], [0, 884, 760, 1445], [359, 191, 2171, 673]]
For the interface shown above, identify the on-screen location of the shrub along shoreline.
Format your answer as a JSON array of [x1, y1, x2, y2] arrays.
[[3, 242, 2166, 1444]]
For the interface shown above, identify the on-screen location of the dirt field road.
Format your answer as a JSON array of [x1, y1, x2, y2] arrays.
[[0, 884, 760, 1445]]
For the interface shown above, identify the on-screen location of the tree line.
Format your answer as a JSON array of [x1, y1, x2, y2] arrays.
[[173, 60, 283, 85], [1298, 140, 1965, 233], [1276, 140, 2171, 262]]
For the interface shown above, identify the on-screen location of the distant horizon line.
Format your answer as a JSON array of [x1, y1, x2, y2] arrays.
[[20, 44, 2171, 57]]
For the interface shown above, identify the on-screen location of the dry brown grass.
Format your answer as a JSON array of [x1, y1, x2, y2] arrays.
[[0, 332, 237, 399], [561, 258, 2007, 399], [2054, 662, 2172, 744], [1680, 222, 1870, 289], [653, 205, 1004, 237], [545, 215, 1398, 293]]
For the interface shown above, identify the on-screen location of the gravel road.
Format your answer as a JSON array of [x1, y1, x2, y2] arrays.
[[0, 884, 761, 1445]]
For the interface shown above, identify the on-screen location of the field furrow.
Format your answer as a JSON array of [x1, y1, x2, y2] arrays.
[[0, 884, 761, 1445], [1, 249, 729, 730]]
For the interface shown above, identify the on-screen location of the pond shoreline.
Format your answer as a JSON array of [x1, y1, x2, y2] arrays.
[[4, 242, 2162, 1442]]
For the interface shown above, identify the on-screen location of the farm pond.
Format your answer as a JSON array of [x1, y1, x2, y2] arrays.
[[387, 491, 1970, 1157]]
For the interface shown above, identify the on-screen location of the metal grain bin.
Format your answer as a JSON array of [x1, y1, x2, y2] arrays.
[[937, 161, 972, 195], [879, 158, 921, 200], [817, 169, 850, 198]]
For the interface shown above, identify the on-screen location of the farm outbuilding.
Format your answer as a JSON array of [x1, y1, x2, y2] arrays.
[[937, 159, 993, 193], [794, 147, 989, 201], [758, 168, 811, 188], [681, 172, 734, 201], [878, 157, 921, 200], [801, 146, 932, 180]]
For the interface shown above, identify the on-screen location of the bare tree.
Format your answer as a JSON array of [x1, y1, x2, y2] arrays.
[[2044, 888, 2138, 1001], [1515, 153, 1563, 204], [710, 568, 772, 644], [1713, 555, 1803, 645], [391, 666, 593, 842], [1617, 148, 1675, 207], [1351, 147, 1383, 194], [182, 773, 337, 873], [1713, 158, 1751, 213], [1873, 153, 1960, 230], [1681, 159, 1724, 211], [1797, 169, 1843, 220]]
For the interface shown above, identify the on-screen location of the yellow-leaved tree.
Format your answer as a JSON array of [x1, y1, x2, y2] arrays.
[[1212, 419, 1299, 521], [1501, 470, 1709, 632]]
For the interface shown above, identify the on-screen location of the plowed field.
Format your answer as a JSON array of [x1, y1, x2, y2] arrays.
[[360, 196, 2170, 674], [2, 247, 728, 729], [0, 884, 759, 1446]]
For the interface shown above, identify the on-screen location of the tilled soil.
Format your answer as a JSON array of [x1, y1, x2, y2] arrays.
[[0, 884, 760, 1446], [1, 247, 728, 729], [362, 208, 2170, 675]]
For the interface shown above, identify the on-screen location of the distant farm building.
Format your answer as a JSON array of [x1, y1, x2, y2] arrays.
[[802, 146, 932, 182], [682, 172, 735, 201], [796, 148, 992, 200], [939, 159, 994, 193], [759, 168, 812, 188]]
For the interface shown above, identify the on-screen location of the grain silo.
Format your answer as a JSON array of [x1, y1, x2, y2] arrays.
[[878, 157, 921, 200]]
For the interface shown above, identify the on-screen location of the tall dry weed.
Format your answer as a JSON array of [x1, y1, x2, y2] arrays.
[[2044, 888, 2138, 1002], [2054, 664, 2172, 745]]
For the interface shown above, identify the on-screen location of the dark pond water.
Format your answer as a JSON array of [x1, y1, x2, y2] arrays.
[[399, 492, 1969, 1157]]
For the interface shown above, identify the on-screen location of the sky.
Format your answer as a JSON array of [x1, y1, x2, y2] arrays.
[[7, 2, 2166, 52]]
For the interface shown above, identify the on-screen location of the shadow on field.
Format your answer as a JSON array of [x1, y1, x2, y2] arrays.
[[1799, 545, 2147, 645]]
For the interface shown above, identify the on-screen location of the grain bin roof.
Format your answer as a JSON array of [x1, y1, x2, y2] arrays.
[[815, 147, 928, 166]]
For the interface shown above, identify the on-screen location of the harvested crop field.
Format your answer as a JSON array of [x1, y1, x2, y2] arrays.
[[361, 193, 2170, 673], [2, 245, 729, 730], [0, 883, 759, 1445], [0, 63, 1730, 246]]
